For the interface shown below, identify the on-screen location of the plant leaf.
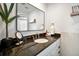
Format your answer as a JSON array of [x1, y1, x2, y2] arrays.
[[8, 3, 14, 16], [3, 3, 8, 18], [0, 12, 5, 21], [8, 15, 18, 23], [0, 4, 4, 13], [0, 4, 6, 19]]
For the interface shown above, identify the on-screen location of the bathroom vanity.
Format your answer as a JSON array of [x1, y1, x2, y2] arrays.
[[37, 38, 60, 56], [7, 33, 61, 56]]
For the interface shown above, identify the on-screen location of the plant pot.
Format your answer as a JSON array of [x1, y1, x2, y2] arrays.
[[1, 37, 13, 49]]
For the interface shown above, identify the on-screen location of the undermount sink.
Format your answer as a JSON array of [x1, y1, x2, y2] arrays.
[[34, 38, 48, 43]]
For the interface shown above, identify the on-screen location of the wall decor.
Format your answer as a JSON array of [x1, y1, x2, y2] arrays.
[[71, 5, 79, 16]]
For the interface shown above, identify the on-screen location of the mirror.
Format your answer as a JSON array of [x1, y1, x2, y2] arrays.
[[16, 3, 45, 31], [15, 32, 23, 39], [15, 32, 23, 45]]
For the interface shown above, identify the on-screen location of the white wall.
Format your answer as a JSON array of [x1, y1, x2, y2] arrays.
[[46, 3, 79, 56], [46, 3, 72, 33], [46, 3, 79, 33], [30, 3, 46, 12]]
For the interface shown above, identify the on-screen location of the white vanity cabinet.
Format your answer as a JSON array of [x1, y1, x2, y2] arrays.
[[37, 38, 60, 56]]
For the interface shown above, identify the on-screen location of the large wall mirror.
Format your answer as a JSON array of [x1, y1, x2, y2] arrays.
[[16, 3, 45, 31]]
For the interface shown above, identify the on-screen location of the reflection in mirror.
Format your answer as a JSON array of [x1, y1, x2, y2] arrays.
[[17, 17, 28, 31], [16, 3, 28, 31], [28, 9, 45, 30], [16, 3, 45, 31]]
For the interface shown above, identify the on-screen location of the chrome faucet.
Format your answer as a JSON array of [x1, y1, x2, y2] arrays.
[[37, 34, 39, 39], [35, 33, 40, 39], [32, 35, 35, 41], [32, 33, 40, 40]]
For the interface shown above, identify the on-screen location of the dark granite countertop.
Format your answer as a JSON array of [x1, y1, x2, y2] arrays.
[[11, 33, 61, 56]]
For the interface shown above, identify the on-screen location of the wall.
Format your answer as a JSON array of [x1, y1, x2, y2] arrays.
[[30, 3, 46, 12], [46, 3, 79, 56], [45, 3, 72, 33], [46, 3, 79, 33], [61, 32, 79, 56]]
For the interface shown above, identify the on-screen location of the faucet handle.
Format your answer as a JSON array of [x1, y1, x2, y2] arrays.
[[32, 35, 35, 41], [35, 34, 39, 39]]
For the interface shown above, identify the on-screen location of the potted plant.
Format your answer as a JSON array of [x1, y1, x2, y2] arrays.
[[0, 3, 18, 39]]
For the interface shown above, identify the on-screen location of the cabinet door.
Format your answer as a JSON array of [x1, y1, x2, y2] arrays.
[[37, 39, 60, 56]]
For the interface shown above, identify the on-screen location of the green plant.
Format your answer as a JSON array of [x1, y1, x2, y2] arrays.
[[0, 3, 17, 39]]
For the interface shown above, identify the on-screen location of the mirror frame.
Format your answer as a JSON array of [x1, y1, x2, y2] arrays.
[[16, 3, 29, 32], [16, 3, 45, 32]]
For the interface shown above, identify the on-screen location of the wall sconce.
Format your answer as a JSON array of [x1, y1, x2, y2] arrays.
[[29, 18, 36, 23]]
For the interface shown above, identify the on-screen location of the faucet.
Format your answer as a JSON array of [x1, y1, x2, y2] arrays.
[[32, 34, 40, 40], [35, 33, 39, 39], [37, 33, 39, 39], [32, 35, 35, 41]]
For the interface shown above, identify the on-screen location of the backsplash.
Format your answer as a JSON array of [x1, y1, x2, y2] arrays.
[[23, 32, 46, 39]]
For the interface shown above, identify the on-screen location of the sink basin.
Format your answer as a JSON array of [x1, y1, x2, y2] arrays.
[[34, 38, 48, 43]]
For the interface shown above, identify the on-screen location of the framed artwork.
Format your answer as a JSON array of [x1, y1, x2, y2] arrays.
[[71, 5, 79, 16]]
